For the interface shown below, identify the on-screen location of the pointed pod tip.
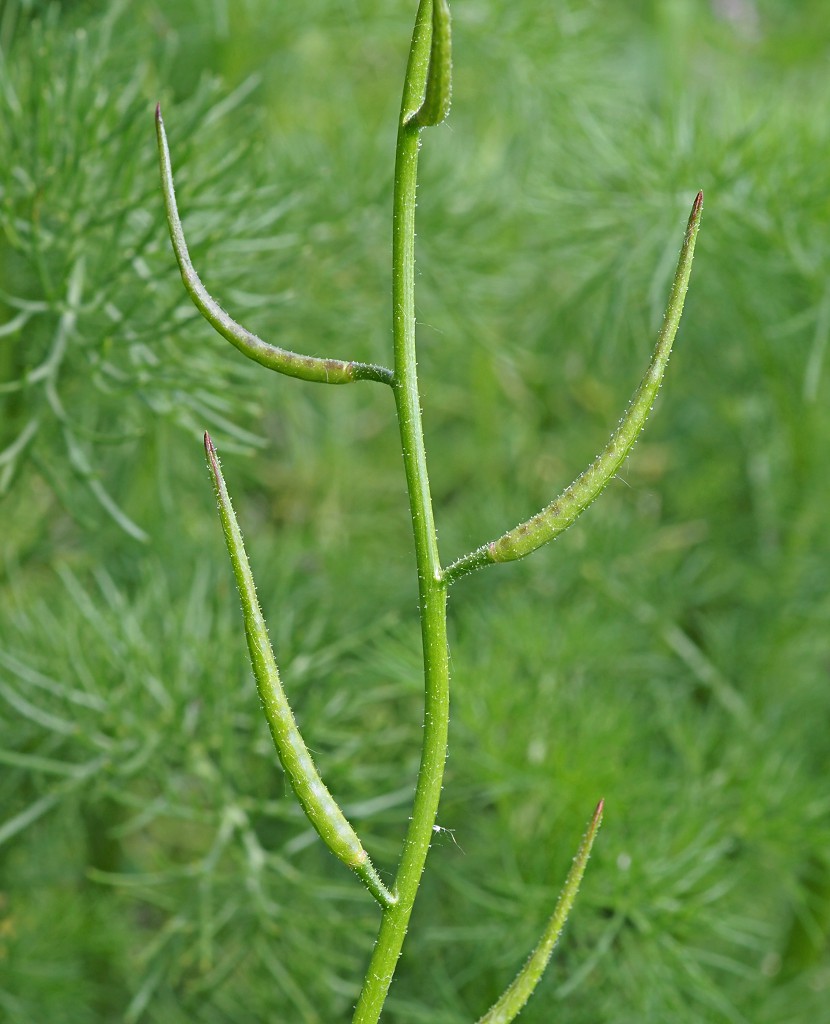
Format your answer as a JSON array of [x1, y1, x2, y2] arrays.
[[684, 191, 704, 242], [204, 431, 219, 473], [155, 101, 162, 122], [689, 190, 704, 228]]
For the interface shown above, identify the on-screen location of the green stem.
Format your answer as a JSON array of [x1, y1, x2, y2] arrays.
[[352, 4, 450, 1019]]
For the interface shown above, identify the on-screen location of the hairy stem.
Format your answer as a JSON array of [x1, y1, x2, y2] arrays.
[[353, 3, 450, 1019]]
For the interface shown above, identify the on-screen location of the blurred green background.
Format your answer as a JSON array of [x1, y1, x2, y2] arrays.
[[1, 0, 828, 1021]]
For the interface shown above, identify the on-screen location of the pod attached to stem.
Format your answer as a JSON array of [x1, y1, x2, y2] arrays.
[[445, 192, 703, 586], [204, 432, 396, 909], [156, 106, 393, 387], [404, 0, 452, 128]]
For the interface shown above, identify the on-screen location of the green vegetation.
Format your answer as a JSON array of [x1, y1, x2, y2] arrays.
[[1, 1, 829, 1022]]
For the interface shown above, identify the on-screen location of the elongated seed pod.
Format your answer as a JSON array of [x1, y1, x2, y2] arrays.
[[401, 0, 452, 128], [409, 0, 452, 128], [204, 432, 396, 909], [477, 801, 604, 1024], [155, 106, 393, 387], [444, 192, 703, 585]]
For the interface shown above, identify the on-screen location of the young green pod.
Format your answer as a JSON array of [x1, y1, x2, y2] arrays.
[[409, 0, 452, 128], [445, 192, 704, 585], [476, 800, 604, 1024], [155, 106, 393, 387], [402, 0, 452, 128], [204, 432, 396, 909]]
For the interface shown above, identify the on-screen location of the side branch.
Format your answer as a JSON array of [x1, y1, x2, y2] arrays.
[[156, 106, 393, 387], [204, 433, 396, 909], [445, 191, 703, 586], [475, 800, 604, 1024]]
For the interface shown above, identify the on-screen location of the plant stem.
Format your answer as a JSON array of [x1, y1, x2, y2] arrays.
[[352, 8, 450, 1017]]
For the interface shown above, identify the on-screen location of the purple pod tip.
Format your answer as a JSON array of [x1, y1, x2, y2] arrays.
[[204, 432, 220, 476]]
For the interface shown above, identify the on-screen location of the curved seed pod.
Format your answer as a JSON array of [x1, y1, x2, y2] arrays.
[[476, 800, 604, 1024], [204, 432, 396, 909], [402, 0, 452, 128], [445, 191, 703, 586], [155, 106, 393, 387]]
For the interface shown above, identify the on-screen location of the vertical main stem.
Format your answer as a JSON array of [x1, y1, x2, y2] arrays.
[[352, 104, 450, 1024]]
